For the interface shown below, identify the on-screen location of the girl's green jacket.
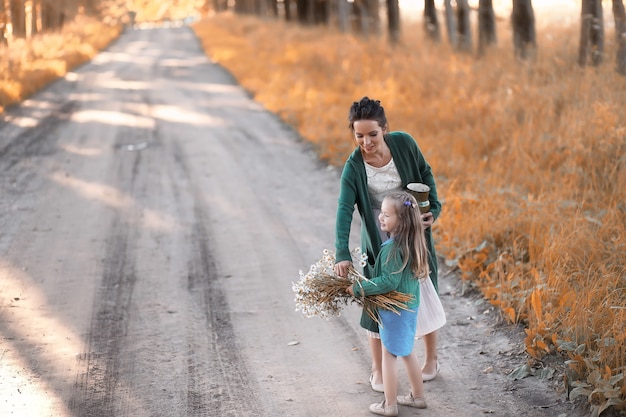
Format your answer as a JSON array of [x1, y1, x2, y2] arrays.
[[351, 238, 421, 310]]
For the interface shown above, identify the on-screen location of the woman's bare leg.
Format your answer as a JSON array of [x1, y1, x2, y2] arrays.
[[421, 331, 438, 375]]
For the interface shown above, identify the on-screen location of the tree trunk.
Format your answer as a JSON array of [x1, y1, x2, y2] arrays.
[[306, 0, 315, 24], [30, 0, 40, 36], [477, 0, 496, 56], [335, 0, 348, 31], [284, 0, 293, 20], [10, 0, 25, 37], [512, 0, 536, 60], [25, 0, 33, 37], [614, 0, 626, 74], [366, 0, 380, 37], [255, 0, 268, 17], [591, 0, 604, 65], [578, 0, 604, 67], [352, 0, 380, 35], [386, 0, 400, 44], [296, 0, 306, 21], [443, 0, 456, 47], [63, 0, 79, 20], [357, 0, 370, 36], [40, 0, 51, 30], [1, 0, 7, 45], [313, 0, 328, 24], [79, 0, 97, 16], [326, 0, 333, 23], [295, 0, 315, 23], [41, 0, 66, 31], [236, 0, 255, 14], [423, 0, 439, 42], [456, 0, 472, 52]]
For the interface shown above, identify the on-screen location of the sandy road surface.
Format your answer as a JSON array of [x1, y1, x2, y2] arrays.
[[0, 25, 587, 416]]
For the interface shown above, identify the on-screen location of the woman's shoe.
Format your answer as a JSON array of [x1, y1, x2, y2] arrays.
[[369, 373, 384, 392], [422, 361, 440, 382], [369, 400, 398, 416], [397, 392, 427, 409]]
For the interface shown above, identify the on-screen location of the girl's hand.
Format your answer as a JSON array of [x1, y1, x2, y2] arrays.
[[346, 285, 354, 296], [334, 260, 353, 278], [421, 212, 434, 228]]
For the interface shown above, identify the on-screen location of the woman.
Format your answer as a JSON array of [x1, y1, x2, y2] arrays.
[[333, 97, 442, 391]]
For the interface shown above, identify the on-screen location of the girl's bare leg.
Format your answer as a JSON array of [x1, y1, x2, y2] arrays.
[[402, 353, 425, 398], [369, 336, 383, 385], [421, 331, 438, 375], [382, 346, 399, 406]]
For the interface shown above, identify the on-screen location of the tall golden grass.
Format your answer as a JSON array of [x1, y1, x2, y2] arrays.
[[193, 13, 625, 413], [0, 15, 121, 112]]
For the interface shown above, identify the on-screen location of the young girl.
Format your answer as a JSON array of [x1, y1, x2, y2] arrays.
[[346, 191, 430, 417]]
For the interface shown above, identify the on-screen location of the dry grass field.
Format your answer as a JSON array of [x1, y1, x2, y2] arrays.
[[192, 13, 625, 414], [0, 8, 624, 414], [0, 16, 121, 112]]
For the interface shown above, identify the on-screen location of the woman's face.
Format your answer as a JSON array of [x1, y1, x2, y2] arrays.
[[353, 120, 386, 156]]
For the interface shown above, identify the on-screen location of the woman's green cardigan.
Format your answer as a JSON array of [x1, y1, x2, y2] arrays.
[[334, 131, 442, 332]]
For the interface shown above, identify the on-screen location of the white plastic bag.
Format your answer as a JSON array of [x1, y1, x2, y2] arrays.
[[415, 277, 446, 337]]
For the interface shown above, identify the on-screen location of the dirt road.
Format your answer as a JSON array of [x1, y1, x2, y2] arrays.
[[0, 25, 587, 416]]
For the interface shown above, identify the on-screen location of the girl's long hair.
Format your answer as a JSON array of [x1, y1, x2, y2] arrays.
[[384, 191, 430, 279]]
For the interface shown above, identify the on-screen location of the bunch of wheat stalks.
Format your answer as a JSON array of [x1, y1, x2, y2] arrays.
[[293, 249, 413, 325]]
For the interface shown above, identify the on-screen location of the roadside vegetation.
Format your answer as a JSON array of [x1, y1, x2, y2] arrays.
[[192, 13, 625, 415], [0, 16, 120, 112], [0, 8, 624, 415]]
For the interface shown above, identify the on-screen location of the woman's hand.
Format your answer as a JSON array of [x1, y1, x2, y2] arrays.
[[334, 260, 353, 278], [346, 285, 354, 296], [421, 212, 435, 228]]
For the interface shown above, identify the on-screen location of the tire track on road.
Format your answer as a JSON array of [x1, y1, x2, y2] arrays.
[[71, 213, 139, 416], [69, 127, 144, 416], [171, 142, 262, 416]]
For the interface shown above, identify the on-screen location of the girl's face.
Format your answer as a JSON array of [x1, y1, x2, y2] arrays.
[[353, 120, 386, 156], [379, 198, 399, 235]]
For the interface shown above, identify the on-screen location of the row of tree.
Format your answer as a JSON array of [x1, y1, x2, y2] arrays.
[[2, 0, 626, 74], [0, 0, 208, 43], [227, 0, 626, 74], [0, 0, 99, 42]]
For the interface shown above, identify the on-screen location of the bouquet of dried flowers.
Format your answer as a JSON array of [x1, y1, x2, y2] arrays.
[[293, 248, 414, 326]]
